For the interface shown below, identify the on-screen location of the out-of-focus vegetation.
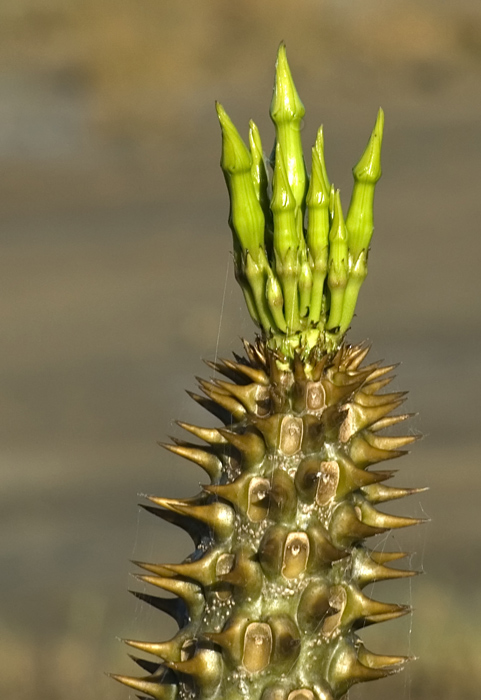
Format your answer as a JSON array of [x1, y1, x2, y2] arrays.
[[1, 0, 481, 216], [1, 0, 481, 149], [1, 2, 481, 699]]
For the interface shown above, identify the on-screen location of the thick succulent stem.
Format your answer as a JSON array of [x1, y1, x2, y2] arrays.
[[113, 43, 423, 700], [113, 341, 422, 700]]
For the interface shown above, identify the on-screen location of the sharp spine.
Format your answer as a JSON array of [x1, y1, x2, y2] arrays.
[[110, 673, 177, 700], [130, 589, 189, 627], [159, 443, 222, 482], [176, 421, 228, 445]]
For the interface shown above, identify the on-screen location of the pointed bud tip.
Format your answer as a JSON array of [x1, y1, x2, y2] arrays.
[[215, 100, 227, 123], [353, 108, 384, 183], [249, 120, 263, 160], [271, 42, 305, 122], [216, 102, 251, 173], [307, 147, 329, 206], [249, 119, 260, 136], [330, 189, 347, 241]]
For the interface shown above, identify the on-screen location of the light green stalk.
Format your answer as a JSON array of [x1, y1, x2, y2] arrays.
[[266, 269, 287, 332], [314, 125, 331, 190], [249, 120, 272, 247], [245, 249, 276, 331], [306, 147, 330, 325], [271, 142, 300, 332], [326, 190, 349, 331]]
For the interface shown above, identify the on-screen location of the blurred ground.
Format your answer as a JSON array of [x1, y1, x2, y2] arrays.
[[1, 1, 481, 699]]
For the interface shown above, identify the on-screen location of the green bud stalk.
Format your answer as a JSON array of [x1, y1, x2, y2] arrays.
[[306, 147, 330, 325], [314, 125, 331, 190], [217, 102, 265, 263], [270, 42, 307, 214], [345, 108, 384, 262], [326, 190, 349, 331], [245, 249, 276, 332], [271, 142, 301, 332], [339, 109, 384, 333], [266, 270, 288, 333], [215, 43, 383, 356], [249, 120, 272, 243]]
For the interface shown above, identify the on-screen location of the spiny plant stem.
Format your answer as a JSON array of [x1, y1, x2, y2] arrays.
[[113, 42, 424, 700]]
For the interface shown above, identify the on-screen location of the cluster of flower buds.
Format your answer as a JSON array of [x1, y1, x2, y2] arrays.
[[217, 43, 383, 357]]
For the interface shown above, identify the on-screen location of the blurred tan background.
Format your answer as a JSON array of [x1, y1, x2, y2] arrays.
[[1, 1, 481, 698]]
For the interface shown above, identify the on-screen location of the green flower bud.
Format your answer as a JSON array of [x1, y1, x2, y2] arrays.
[[329, 183, 335, 224], [326, 190, 349, 331], [346, 108, 384, 262], [270, 43, 307, 212], [271, 142, 298, 264], [314, 125, 331, 190], [306, 148, 330, 325], [249, 119, 273, 251], [216, 102, 265, 263], [216, 45, 385, 356], [249, 121, 268, 205]]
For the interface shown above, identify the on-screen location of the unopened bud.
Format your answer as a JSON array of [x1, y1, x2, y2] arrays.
[[216, 102, 265, 261], [270, 43, 307, 211]]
